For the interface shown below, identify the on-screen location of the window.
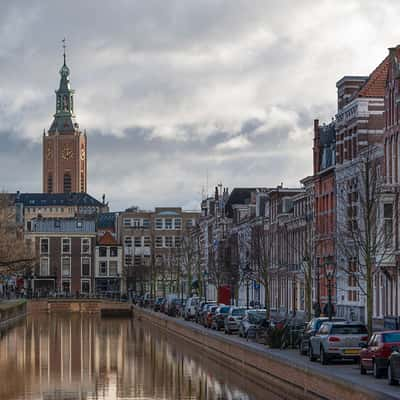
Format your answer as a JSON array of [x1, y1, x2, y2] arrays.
[[62, 238, 71, 254], [81, 238, 91, 254], [155, 218, 163, 229], [143, 255, 151, 266], [165, 236, 173, 247], [61, 256, 71, 277], [63, 173, 72, 193], [142, 219, 150, 229], [99, 247, 107, 257], [47, 173, 53, 193], [40, 238, 49, 254], [134, 256, 141, 266], [384, 203, 393, 248], [109, 260, 118, 276], [155, 255, 163, 266], [143, 236, 151, 247], [186, 219, 194, 229], [110, 247, 118, 257], [99, 261, 107, 276], [124, 236, 132, 247], [123, 218, 132, 227], [174, 218, 182, 229], [81, 280, 90, 293], [155, 236, 163, 248], [81, 257, 90, 276], [175, 236, 181, 248], [40, 257, 49, 276], [133, 219, 141, 227], [165, 218, 173, 229], [124, 255, 132, 266], [134, 237, 142, 247]]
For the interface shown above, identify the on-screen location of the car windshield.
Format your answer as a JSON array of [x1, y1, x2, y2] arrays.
[[383, 333, 400, 343], [219, 307, 230, 313], [248, 312, 265, 323], [232, 308, 246, 316], [330, 325, 368, 334]]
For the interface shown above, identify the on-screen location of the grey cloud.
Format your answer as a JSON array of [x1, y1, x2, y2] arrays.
[[0, 0, 396, 209]]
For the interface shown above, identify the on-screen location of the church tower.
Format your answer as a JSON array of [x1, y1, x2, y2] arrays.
[[43, 43, 87, 194]]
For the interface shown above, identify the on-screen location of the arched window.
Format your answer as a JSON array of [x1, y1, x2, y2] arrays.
[[47, 173, 53, 193], [64, 173, 72, 193]]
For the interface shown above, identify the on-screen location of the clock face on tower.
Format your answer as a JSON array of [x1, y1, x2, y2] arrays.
[[62, 144, 73, 160], [80, 148, 85, 160]]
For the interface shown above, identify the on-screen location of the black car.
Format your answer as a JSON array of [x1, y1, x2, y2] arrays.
[[211, 306, 230, 330], [388, 347, 400, 385], [298, 317, 345, 355]]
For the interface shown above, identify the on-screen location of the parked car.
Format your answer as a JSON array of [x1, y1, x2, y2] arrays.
[[195, 300, 209, 323], [184, 297, 200, 320], [153, 297, 165, 312], [165, 294, 179, 316], [168, 298, 184, 317], [309, 321, 368, 365], [224, 307, 246, 334], [200, 302, 217, 326], [388, 346, 400, 385], [211, 305, 230, 330], [299, 317, 345, 355], [360, 331, 400, 378], [205, 306, 219, 328], [239, 310, 266, 338]]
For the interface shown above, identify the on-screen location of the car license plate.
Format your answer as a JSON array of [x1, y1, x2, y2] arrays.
[[343, 349, 359, 355]]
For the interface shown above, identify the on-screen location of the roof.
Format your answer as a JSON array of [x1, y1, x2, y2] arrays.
[[225, 188, 269, 218], [30, 218, 96, 233], [98, 231, 117, 245], [97, 212, 117, 229], [357, 56, 390, 98], [14, 192, 104, 208]]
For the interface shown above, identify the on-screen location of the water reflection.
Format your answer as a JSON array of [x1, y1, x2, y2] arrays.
[[0, 315, 280, 400]]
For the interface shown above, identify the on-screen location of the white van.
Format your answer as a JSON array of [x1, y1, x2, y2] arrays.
[[184, 296, 200, 320]]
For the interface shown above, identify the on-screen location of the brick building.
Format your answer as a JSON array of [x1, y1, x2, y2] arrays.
[[118, 207, 200, 296], [26, 218, 96, 295], [312, 120, 336, 317]]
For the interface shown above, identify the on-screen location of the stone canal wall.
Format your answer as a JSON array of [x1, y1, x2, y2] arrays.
[[0, 300, 27, 330], [133, 306, 394, 400]]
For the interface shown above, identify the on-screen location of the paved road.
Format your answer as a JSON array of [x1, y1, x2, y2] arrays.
[[148, 310, 400, 399]]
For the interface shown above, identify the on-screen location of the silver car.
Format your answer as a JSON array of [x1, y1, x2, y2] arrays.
[[309, 321, 368, 365], [224, 307, 246, 334]]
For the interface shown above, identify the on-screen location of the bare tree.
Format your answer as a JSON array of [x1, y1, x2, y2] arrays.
[[336, 146, 391, 333], [0, 194, 36, 275], [251, 221, 272, 319]]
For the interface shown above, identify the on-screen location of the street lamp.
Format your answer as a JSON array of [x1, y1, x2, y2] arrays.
[[203, 270, 208, 303], [243, 263, 252, 309], [324, 258, 335, 321]]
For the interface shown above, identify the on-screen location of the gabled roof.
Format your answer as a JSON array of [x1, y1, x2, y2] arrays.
[[98, 231, 117, 245], [357, 56, 390, 98], [14, 192, 104, 208]]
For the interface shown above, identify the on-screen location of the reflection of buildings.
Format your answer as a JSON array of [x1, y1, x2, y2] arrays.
[[0, 314, 260, 400], [0, 315, 258, 400]]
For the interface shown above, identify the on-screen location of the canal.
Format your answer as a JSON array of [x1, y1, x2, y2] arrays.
[[0, 314, 282, 400]]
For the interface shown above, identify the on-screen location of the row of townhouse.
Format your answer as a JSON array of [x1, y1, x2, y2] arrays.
[[194, 45, 400, 327], [4, 192, 200, 297]]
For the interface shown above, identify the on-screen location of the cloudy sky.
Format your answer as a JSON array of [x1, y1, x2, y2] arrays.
[[0, 1, 399, 211]]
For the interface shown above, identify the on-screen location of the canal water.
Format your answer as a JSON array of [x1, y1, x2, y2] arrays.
[[0, 314, 282, 400]]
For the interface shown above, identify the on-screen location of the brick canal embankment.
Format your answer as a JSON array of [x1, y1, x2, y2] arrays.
[[133, 306, 400, 400]]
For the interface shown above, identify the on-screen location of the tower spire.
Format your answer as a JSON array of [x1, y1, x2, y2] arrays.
[[62, 38, 66, 66]]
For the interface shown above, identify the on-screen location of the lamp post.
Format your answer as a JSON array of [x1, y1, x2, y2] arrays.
[[243, 263, 252, 309], [324, 257, 335, 321], [203, 270, 208, 303]]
